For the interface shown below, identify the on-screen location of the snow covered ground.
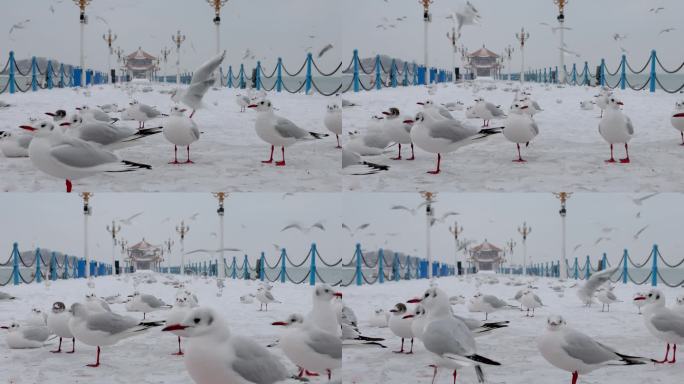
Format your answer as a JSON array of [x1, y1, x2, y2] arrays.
[[0, 83, 341, 192], [1, 273, 680, 383], [342, 80, 684, 192]]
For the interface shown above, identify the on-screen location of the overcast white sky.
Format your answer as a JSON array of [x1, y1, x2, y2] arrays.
[[343, 0, 683, 72], [1, 0, 341, 75]]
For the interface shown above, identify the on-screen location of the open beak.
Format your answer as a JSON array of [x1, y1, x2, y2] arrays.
[[271, 321, 287, 326], [162, 323, 189, 332], [59, 122, 71, 127], [19, 125, 36, 131], [45, 112, 55, 116], [633, 296, 646, 301], [333, 292, 343, 298], [407, 298, 422, 303], [247, 104, 258, 108], [403, 119, 414, 124], [416, 102, 424, 105], [402, 314, 414, 319]]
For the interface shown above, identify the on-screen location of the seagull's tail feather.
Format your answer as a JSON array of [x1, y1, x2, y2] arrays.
[[480, 320, 509, 330], [120, 127, 163, 144], [613, 352, 654, 365], [474, 365, 486, 383], [308, 131, 329, 139], [351, 160, 389, 176], [130, 320, 165, 334], [354, 334, 385, 342], [472, 127, 503, 140], [106, 160, 153, 173], [466, 354, 502, 366]]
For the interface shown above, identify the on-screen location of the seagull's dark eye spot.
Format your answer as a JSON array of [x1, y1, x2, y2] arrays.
[[193, 318, 200, 324], [208, 316, 213, 325], [656, 295, 660, 300], [424, 293, 429, 298]]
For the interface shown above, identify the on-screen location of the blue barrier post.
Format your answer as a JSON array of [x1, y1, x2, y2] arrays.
[[651, 244, 658, 286], [280, 248, 287, 283], [231, 256, 237, 279], [649, 50, 657, 93], [583, 61, 589, 85], [620, 55, 627, 90], [622, 249, 628, 284], [255, 61, 261, 91], [352, 49, 360, 92], [59, 64, 65, 87], [543, 68, 547, 83], [46, 61, 53, 89], [413, 63, 418, 85], [555, 66, 558, 83], [243, 255, 249, 280], [305, 53, 313, 95], [12, 243, 20, 285], [393, 253, 399, 281], [31, 57, 37, 91], [35, 248, 42, 283], [585, 256, 591, 280], [600, 59, 606, 87], [571, 63, 577, 85], [406, 257, 412, 280], [601, 253, 608, 270], [63, 255, 69, 279], [309, 243, 317, 286], [378, 249, 384, 283], [402, 62, 409, 86], [239, 64, 245, 89], [391, 59, 397, 88], [73, 258, 79, 278], [355, 244, 362, 286], [375, 55, 382, 90], [574, 257, 578, 279], [50, 252, 56, 281], [276, 58, 283, 93], [259, 252, 265, 281], [227, 66, 233, 88], [9, 51, 15, 94]]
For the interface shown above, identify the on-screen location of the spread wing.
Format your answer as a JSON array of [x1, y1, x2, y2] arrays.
[[190, 51, 225, 85]]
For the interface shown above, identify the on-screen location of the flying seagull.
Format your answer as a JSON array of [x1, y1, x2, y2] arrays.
[[633, 225, 649, 240], [318, 44, 334, 58], [430, 211, 460, 226], [118, 212, 143, 225], [342, 223, 371, 236], [9, 19, 30, 40], [281, 221, 325, 234], [659, 28, 676, 35], [649, 7, 665, 13], [184, 248, 242, 255], [631, 193, 658, 206], [390, 202, 428, 216]]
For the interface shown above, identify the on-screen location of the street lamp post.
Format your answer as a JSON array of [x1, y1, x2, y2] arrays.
[[160, 47, 171, 84], [554, 192, 572, 279], [420, 0, 434, 85], [206, 0, 228, 85], [518, 222, 532, 275], [73, 0, 92, 87], [448, 222, 464, 275], [102, 29, 117, 83], [515, 27, 530, 85], [446, 15, 460, 82], [105, 220, 121, 274], [505, 239, 516, 273], [114, 47, 124, 83], [119, 239, 128, 273], [421, 191, 436, 278], [172, 30, 186, 86], [458, 45, 469, 79], [176, 221, 190, 275], [554, 0, 568, 83], [213, 192, 228, 279], [163, 238, 174, 273], [503, 45, 514, 81], [80, 192, 93, 278]]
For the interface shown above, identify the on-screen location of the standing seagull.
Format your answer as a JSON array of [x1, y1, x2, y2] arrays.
[[256, 286, 280, 311], [47, 301, 76, 353], [163, 106, 200, 164], [324, 103, 343, 148], [235, 93, 250, 112], [503, 103, 539, 162], [576, 267, 618, 306], [162, 307, 289, 384], [171, 51, 226, 118], [467, 292, 510, 320], [638, 289, 684, 364], [249, 99, 328, 166], [520, 289, 544, 317], [598, 97, 633, 163], [0, 322, 50, 349], [382, 107, 415, 160], [670, 101, 684, 145], [122, 100, 162, 129], [408, 112, 501, 174], [537, 315, 652, 384], [125, 292, 171, 319], [473, 97, 506, 127]]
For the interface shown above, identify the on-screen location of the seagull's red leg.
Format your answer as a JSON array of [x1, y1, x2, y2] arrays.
[[327, 369, 332, 380], [571, 371, 578, 384], [393, 338, 405, 353], [66, 180, 72, 193], [169, 145, 181, 164], [86, 346, 101, 367], [605, 144, 616, 163], [262, 145, 274, 164], [67, 338, 75, 353], [427, 154, 441, 174], [669, 344, 677, 364], [51, 337, 62, 353], [513, 143, 526, 162], [276, 146, 286, 166], [392, 144, 402, 160], [184, 146, 194, 164], [619, 143, 630, 163], [304, 370, 319, 376], [407, 143, 415, 160], [430, 364, 438, 384], [680, 132, 684, 145], [335, 134, 341, 149], [405, 338, 414, 354], [189, 110, 195, 118], [172, 336, 184, 356], [656, 343, 670, 364], [452, 370, 458, 384]]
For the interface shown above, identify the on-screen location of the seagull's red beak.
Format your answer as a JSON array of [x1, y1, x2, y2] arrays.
[[60, 122, 71, 127], [0, 326, 8, 329], [520, 105, 529, 109], [416, 102, 424, 105], [334, 292, 343, 298], [247, 104, 258, 108], [402, 314, 414, 319], [381, 111, 390, 116], [180, 108, 187, 113], [389, 309, 397, 313], [407, 297, 422, 303], [162, 323, 189, 332], [19, 125, 36, 131], [633, 296, 646, 301], [271, 321, 287, 326], [75, 107, 82, 111], [403, 119, 414, 124], [617, 101, 624, 106], [45, 112, 55, 116]]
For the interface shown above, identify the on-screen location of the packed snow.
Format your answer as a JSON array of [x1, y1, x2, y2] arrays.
[[342, 80, 684, 192]]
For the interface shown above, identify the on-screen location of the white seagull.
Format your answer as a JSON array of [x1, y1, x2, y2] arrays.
[[163, 105, 200, 164], [1, 321, 50, 349], [47, 301, 76, 353], [324, 103, 343, 148], [171, 51, 226, 118], [503, 102, 539, 162], [473, 97, 506, 127], [598, 97, 633, 163], [381, 107, 415, 160], [638, 289, 684, 364], [670, 101, 684, 145]]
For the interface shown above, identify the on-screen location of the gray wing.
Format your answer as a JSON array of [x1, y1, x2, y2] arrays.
[[190, 52, 225, 85], [22, 326, 50, 342], [231, 336, 288, 384], [533, 294, 543, 305], [274, 117, 309, 139], [342, 149, 361, 168], [438, 108, 455, 120], [78, 122, 135, 145], [362, 133, 391, 149], [190, 121, 200, 140], [422, 317, 475, 356], [650, 313, 684, 338], [530, 120, 540, 136], [580, 267, 619, 296], [428, 120, 475, 143], [514, 291, 523, 300], [531, 101, 542, 110], [341, 305, 358, 326], [264, 291, 275, 301], [485, 102, 505, 117], [305, 329, 342, 359], [606, 291, 617, 301], [139, 104, 160, 118], [141, 294, 165, 308], [186, 78, 215, 101], [625, 116, 634, 135], [562, 329, 618, 365], [50, 138, 119, 168], [281, 223, 302, 232], [483, 295, 506, 308], [86, 312, 138, 334]]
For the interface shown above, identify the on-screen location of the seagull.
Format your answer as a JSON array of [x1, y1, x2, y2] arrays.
[[520, 290, 544, 317], [8, 19, 30, 40], [163, 308, 289, 384], [118, 212, 143, 225], [61, 115, 162, 150], [0, 321, 50, 349], [431, 211, 460, 226], [408, 111, 501, 174], [473, 97, 506, 127], [388, 303, 415, 354], [381, 107, 415, 160], [659, 28, 676, 35], [165, 296, 193, 356], [235, 94, 250, 112], [256, 286, 280, 311], [162, 106, 200, 164], [670, 101, 684, 144], [324, 103, 343, 148], [22, 121, 151, 192], [187, 212, 200, 221], [184, 248, 242, 255], [467, 292, 511, 320], [572, 244, 582, 252], [417, 99, 455, 120], [171, 51, 225, 118], [342, 148, 389, 175], [305, 284, 343, 336], [369, 309, 390, 328], [342, 223, 371, 236], [649, 7, 665, 13], [272, 313, 342, 380], [68, 303, 164, 367], [503, 102, 539, 162], [633, 225, 649, 240], [281, 221, 325, 233], [639, 289, 684, 364], [455, 1, 481, 32], [633, 292, 647, 314], [47, 301, 76, 353], [318, 44, 334, 58], [344, 129, 393, 156], [598, 97, 633, 163], [0, 291, 16, 300], [125, 292, 171, 319], [390, 201, 427, 216], [631, 193, 658, 206], [612, 33, 627, 42], [576, 267, 618, 306], [249, 99, 328, 166], [537, 314, 652, 384], [0, 130, 33, 158], [597, 287, 620, 312]]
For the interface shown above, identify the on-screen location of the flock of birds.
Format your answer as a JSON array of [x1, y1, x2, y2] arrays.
[[341, 80, 684, 175]]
